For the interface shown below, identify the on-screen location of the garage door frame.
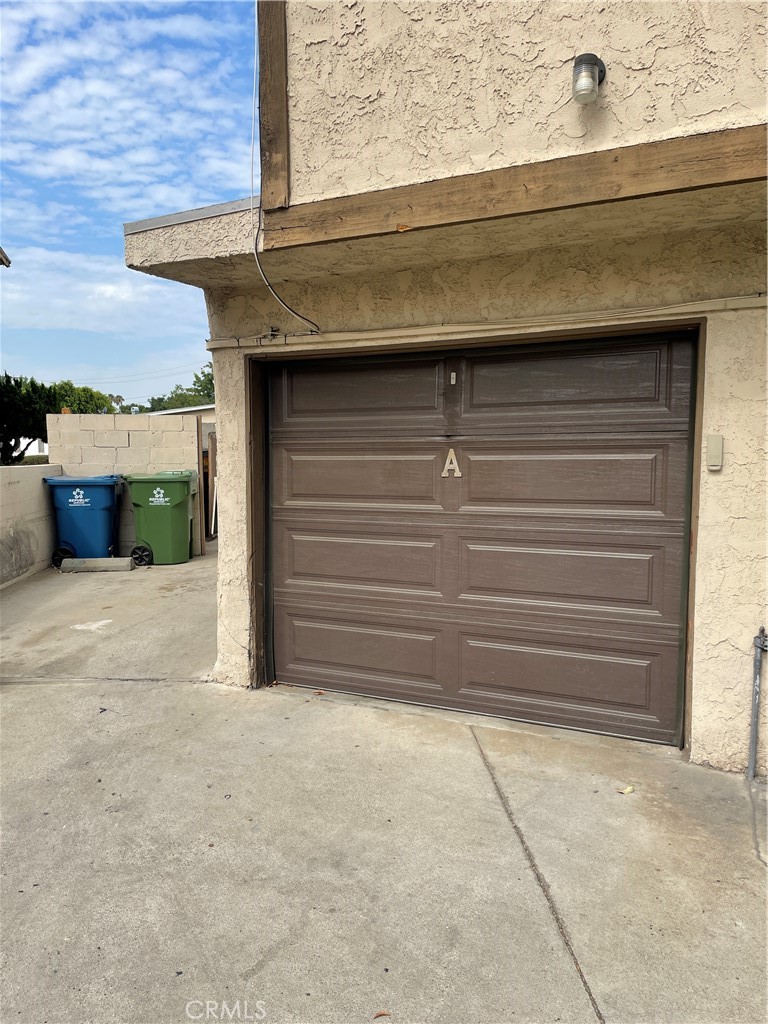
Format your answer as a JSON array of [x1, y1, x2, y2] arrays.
[[245, 319, 705, 748]]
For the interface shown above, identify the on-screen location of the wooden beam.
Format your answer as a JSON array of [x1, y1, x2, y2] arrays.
[[258, 0, 289, 210], [263, 125, 766, 249]]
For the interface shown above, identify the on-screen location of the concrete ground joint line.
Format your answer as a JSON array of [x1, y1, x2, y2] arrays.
[[0, 675, 199, 686], [469, 725, 606, 1024]]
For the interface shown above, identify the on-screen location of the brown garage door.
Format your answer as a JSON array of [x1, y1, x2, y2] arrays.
[[270, 333, 695, 743]]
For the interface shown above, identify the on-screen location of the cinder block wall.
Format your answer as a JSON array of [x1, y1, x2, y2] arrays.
[[0, 464, 63, 588], [46, 414, 203, 557]]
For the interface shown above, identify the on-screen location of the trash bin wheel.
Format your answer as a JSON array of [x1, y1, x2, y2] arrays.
[[52, 546, 75, 569], [131, 545, 153, 567]]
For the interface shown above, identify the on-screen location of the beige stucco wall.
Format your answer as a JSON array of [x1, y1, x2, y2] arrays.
[[207, 223, 763, 336], [285, 0, 767, 203], [690, 310, 767, 771], [0, 464, 62, 589], [206, 353, 253, 686], [46, 414, 204, 557], [204, 219, 766, 773]]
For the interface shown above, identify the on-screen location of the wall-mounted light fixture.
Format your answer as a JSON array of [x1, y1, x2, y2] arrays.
[[572, 53, 606, 105]]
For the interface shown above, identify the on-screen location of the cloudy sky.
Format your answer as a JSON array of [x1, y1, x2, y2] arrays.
[[0, 0, 255, 403]]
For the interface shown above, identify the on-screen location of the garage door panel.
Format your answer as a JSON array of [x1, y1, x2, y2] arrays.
[[274, 607, 678, 741], [466, 345, 662, 407], [460, 338, 693, 432], [275, 525, 445, 596], [457, 536, 676, 617], [274, 522, 680, 620], [273, 507, 687, 538], [455, 625, 682, 741], [274, 446, 446, 510], [277, 611, 447, 692], [458, 631, 654, 710], [274, 592, 685, 640], [458, 441, 686, 519], [462, 451, 659, 512], [271, 357, 446, 436], [274, 439, 688, 519]]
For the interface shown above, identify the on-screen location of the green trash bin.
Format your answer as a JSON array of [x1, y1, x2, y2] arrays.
[[125, 471, 198, 566]]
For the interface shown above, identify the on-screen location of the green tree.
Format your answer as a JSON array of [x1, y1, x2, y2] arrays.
[[145, 385, 199, 411], [53, 380, 115, 414], [0, 373, 59, 464], [144, 363, 215, 412], [191, 362, 215, 403]]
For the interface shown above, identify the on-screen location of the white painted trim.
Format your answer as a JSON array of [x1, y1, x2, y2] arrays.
[[123, 198, 254, 235]]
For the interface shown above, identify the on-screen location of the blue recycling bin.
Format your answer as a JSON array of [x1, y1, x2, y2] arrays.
[[44, 475, 123, 567]]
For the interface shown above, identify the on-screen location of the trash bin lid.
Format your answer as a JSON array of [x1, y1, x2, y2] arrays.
[[124, 471, 195, 482], [44, 474, 123, 486]]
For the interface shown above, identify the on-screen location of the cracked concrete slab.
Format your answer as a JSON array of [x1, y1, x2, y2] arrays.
[[471, 723, 767, 1024]]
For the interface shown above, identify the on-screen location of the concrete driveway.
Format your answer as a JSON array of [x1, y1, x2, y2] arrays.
[[1, 554, 766, 1024], [0, 547, 217, 683]]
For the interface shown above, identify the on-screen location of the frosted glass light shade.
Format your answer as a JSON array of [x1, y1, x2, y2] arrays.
[[573, 54, 605, 105]]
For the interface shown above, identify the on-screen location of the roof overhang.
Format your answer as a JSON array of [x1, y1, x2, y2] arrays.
[[125, 126, 766, 292]]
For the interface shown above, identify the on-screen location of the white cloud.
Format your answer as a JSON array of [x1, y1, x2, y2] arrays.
[[0, 244, 211, 400], [0, 2, 253, 395], [0, 2, 90, 57], [0, 245, 207, 338], [0, 196, 91, 244], [121, 11, 239, 44], [1, 1, 255, 236]]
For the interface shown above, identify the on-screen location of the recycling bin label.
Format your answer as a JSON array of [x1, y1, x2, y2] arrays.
[[68, 487, 91, 507], [149, 487, 171, 507]]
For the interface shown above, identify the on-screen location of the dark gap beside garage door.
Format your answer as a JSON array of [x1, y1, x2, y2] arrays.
[[268, 333, 696, 743]]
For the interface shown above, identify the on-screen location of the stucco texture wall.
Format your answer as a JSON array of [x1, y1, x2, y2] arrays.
[[46, 414, 204, 557], [207, 349, 253, 686], [208, 223, 763, 336], [205, 220, 766, 772], [285, 0, 767, 203], [690, 308, 767, 772], [0, 464, 62, 589]]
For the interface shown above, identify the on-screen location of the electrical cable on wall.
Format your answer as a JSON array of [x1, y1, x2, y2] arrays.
[[250, 0, 319, 336]]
